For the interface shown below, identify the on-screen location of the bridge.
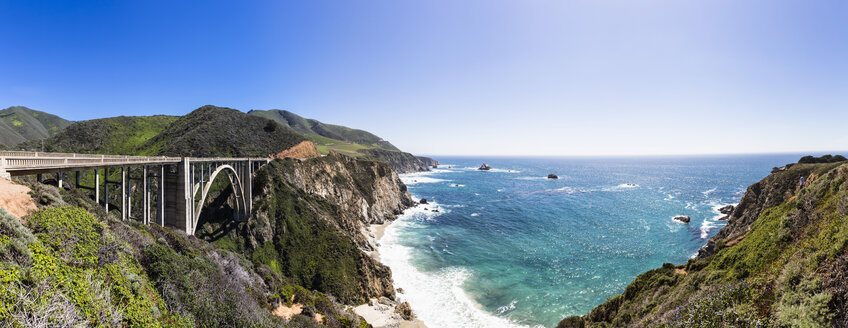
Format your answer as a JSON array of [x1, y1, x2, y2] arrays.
[[0, 151, 270, 236]]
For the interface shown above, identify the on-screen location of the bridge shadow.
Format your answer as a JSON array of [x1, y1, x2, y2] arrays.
[[193, 187, 248, 243]]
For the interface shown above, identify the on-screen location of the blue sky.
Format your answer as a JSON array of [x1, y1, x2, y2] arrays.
[[1, 1, 846, 156]]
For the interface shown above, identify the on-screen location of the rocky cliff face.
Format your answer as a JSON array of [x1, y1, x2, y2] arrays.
[[196, 152, 415, 305], [273, 140, 322, 159], [416, 156, 440, 168], [358, 148, 430, 173], [697, 162, 839, 258]]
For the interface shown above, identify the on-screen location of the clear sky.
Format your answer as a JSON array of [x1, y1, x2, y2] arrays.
[[1, 1, 846, 156]]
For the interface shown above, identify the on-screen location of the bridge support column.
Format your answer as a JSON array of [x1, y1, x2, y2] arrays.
[[94, 169, 100, 204], [143, 166, 149, 224], [75, 171, 80, 189], [164, 159, 191, 235], [121, 167, 127, 221], [104, 168, 109, 213], [158, 165, 165, 226], [57, 172, 63, 189]]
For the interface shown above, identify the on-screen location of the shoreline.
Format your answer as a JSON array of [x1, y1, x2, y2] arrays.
[[354, 213, 428, 328]]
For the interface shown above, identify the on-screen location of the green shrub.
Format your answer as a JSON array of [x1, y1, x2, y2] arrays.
[[27, 207, 103, 267]]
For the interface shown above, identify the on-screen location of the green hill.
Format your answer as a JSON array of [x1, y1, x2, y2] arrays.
[[142, 105, 306, 157], [559, 157, 848, 328], [0, 106, 71, 147], [248, 109, 400, 154], [22, 115, 178, 155]]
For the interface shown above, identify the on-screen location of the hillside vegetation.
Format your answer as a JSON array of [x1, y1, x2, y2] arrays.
[[248, 110, 400, 152], [141, 106, 306, 157], [559, 158, 848, 328], [21, 115, 178, 155], [1, 171, 377, 327], [0, 106, 71, 147]]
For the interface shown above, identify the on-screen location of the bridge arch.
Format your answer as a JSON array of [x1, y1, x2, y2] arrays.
[[191, 164, 247, 236]]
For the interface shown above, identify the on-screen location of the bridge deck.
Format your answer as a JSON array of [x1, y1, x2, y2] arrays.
[[0, 151, 269, 176]]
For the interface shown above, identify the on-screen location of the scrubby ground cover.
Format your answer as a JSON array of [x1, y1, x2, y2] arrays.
[[1, 177, 373, 327]]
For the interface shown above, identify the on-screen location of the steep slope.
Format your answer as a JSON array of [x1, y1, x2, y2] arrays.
[[1, 175, 374, 327], [21, 115, 178, 155], [195, 152, 415, 304], [0, 106, 71, 147], [248, 109, 400, 151], [142, 105, 306, 157], [559, 158, 848, 328]]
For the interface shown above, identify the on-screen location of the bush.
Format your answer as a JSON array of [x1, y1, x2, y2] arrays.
[[0, 209, 36, 266], [799, 154, 848, 164], [27, 207, 103, 267]]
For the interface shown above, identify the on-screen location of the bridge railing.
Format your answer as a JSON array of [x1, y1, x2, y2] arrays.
[[1, 150, 271, 171]]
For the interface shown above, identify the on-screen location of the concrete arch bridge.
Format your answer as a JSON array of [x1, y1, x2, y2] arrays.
[[0, 151, 270, 235]]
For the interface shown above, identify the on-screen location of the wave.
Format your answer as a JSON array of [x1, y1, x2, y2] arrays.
[[401, 176, 448, 185], [601, 183, 639, 191], [544, 186, 587, 194], [702, 187, 717, 196], [664, 194, 675, 201], [450, 184, 466, 188], [470, 213, 480, 217], [381, 209, 528, 328]]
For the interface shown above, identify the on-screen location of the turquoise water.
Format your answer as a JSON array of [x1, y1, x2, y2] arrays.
[[380, 155, 802, 328]]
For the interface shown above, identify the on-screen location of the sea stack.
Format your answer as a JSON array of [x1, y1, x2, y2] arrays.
[[548, 173, 559, 179], [479, 163, 492, 171], [673, 215, 691, 223]]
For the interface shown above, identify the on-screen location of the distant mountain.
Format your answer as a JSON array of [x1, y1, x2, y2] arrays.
[[0, 106, 71, 147], [248, 109, 435, 173], [24, 115, 178, 155], [142, 105, 306, 157], [248, 109, 400, 153]]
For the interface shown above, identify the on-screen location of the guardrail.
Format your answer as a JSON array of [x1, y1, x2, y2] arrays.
[[0, 151, 271, 175]]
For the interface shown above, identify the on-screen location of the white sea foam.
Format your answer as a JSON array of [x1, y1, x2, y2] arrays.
[[545, 186, 586, 194], [381, 207, 529, 328], [495, 300, 517, 315], [602, 183, 639, 191], [459, 167, 520, 173], [700, 219, 717, 239], [702, 187, 717, 196], [470, 213, 480, 217], [450, 184, 466, 188], [664, 194, 675, 201]]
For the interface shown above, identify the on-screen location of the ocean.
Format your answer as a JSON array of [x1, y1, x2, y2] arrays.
[[380, 154, 803, 328]]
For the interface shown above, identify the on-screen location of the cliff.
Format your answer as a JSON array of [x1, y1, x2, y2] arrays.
[[195, 152, 415, 304], [560, 159, 848, 328], [416, 156, 440, 168], [357, 148, 430, 174], [273, 140, 322, 159]]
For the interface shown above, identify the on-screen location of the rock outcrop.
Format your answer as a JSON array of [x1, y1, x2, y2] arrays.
[[672, 215, 690, 223], [479, 163, 492, 171], [273, 140, 321, 159], [416, 156, 440, 168], [358, 148, 432, 173]]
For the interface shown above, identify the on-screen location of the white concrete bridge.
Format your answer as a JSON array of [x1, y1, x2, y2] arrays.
[[0, 151, 270, 236]]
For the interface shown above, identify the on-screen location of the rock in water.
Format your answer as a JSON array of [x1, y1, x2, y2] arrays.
[[478, 163, 492, 171], [718, 205, 735, 215], [548, 173, 559, 179], [395, 302, 414, 320], [419, 198, 428, 204], [673, 215, 691, 223]]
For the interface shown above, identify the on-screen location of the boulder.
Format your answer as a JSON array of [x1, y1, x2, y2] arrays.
[[478, 163, 492, 171], [673, 215, 691, 223], [419, 198, 428, 204], [395, 302, 414, 320], [718, 205, 735, 215], [547, 173, 559, 179]]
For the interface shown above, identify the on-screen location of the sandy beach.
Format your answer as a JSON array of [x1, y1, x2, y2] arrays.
[[354, 218, 428, 328]]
